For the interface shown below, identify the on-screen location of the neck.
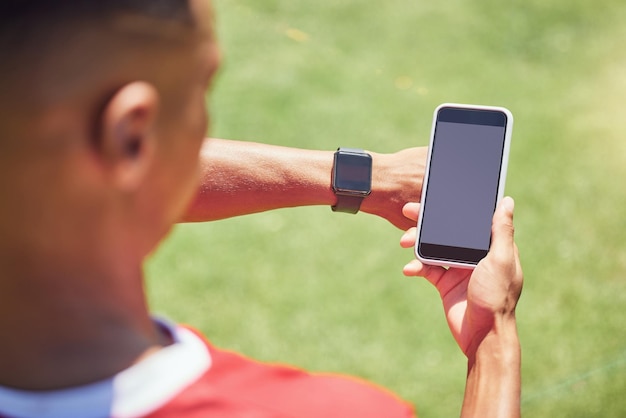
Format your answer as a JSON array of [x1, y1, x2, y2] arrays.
[[0, 249, 167, 390]]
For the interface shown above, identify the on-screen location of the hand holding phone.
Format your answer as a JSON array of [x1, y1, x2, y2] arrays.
[[415, 103, 513, 269], [402, 196, 523, 417]]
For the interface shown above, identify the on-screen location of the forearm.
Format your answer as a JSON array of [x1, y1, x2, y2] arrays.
[[182, 138, 336, 222], [461, 319, 521, 418], [182, 138, 425, 229]]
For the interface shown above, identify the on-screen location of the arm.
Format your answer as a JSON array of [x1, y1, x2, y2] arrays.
[[182, 138, 426, 230], [461, 320, 520, 417], [400, 197, 523, 417]]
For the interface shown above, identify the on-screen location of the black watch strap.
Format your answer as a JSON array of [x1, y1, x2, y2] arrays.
[[332, 194, 365, 214]]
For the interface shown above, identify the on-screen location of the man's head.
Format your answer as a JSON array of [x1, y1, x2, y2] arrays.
[[0, 0, 220, 275]]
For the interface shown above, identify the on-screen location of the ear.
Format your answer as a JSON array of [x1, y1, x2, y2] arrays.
[[98, 81, 159, 192]]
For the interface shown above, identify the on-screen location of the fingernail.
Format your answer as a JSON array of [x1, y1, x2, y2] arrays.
[[402, 264, 413, 276], [501, 196, 515, 214]]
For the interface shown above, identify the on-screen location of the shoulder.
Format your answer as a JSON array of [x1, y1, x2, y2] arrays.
[[151, 324, 416, 418]]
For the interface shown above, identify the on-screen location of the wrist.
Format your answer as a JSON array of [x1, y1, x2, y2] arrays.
[[462, 319, 521, 418], [467, 316, 520, 369], [360, 151, 416, 213]]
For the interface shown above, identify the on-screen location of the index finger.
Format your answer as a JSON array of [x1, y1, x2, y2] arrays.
[[402, 202, 420, 222]]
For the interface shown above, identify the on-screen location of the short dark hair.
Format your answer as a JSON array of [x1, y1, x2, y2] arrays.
[[0, 0, 194, 52], [0, 0, 196, 96], [0, 0, 194, 24]]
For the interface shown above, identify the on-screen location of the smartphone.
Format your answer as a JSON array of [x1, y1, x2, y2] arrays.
[[415, 103, 513, 269]]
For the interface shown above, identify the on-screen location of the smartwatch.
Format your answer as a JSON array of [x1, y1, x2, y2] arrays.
[[331, 147, 373, 214]]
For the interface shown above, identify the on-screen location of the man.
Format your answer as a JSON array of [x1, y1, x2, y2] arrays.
[[0, 1, 522, 417]]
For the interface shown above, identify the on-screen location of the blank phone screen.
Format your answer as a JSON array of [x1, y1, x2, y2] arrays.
[[419, 108, 507, 263]]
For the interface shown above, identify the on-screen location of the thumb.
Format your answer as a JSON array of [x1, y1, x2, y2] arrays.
[[489, 196, 515, 260]]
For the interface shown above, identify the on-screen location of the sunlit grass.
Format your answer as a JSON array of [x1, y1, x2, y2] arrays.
[[147, 1, 626, 416]]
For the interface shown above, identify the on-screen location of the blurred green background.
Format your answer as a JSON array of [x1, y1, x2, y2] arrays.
[[147, 0, 626, 416]]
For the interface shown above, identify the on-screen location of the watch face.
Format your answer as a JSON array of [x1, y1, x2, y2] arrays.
[[333, 152, 372, 194]]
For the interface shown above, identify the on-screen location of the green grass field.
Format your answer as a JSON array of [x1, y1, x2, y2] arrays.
[[146, 0, 626, 416]]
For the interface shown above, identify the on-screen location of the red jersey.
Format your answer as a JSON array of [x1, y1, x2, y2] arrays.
[[0, 320, 416, 418]]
